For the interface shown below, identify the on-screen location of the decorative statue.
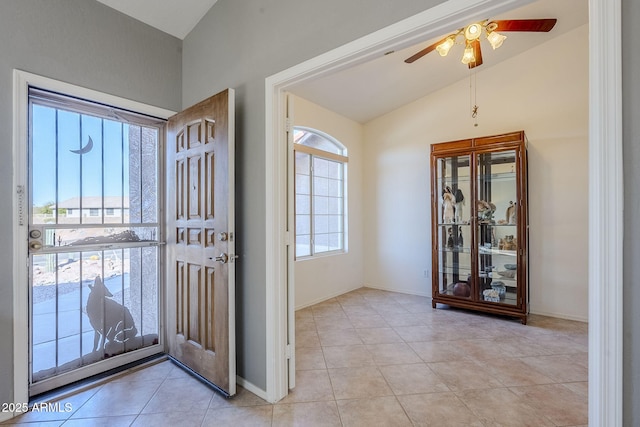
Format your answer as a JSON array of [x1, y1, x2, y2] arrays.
[[477, 200, 496, 221], [442, 186, 456, 223], [506, 201, 517, 224], [454, 188, 465, 223]]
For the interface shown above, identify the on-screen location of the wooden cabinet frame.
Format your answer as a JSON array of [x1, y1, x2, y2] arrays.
[[430, 131, 528, 323]]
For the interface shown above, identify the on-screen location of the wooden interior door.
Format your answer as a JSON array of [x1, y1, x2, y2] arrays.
[[166, 89, 236, 396]]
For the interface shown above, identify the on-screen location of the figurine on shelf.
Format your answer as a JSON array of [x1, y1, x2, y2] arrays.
[[447, 227, 454, 248], [506, 201, 517, 224], [477, 200, 496, 221], [454, 188, 465, 223], [458, 228, 464, 248], [442, 186, 455, 223]]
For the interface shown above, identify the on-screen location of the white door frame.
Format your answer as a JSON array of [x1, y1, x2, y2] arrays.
[[265, 1, 623, 425], [12, 70, 175, 412]]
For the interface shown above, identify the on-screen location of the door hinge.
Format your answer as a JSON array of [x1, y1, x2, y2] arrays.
[[286, 344, 292, 359], [17, 185, 25, 226], [284, 231, 291, 246], [285, 118, 292, 133]]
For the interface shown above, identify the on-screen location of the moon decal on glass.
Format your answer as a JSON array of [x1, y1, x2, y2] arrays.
[[70, 136, 94, 154]]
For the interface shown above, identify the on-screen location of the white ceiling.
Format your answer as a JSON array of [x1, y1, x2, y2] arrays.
[[96, 0, 218, 39], [290, 0, 588, 123], [97, 0, 587, 123]]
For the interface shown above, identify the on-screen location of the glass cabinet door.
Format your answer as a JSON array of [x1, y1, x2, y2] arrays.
[[476, 149, 519, 305], [435, 155, 472, 298]]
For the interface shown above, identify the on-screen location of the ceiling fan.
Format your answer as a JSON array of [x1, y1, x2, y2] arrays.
[[405, 18, 557, 69]]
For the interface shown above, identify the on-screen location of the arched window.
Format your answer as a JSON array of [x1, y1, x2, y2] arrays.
[[293, 127, 348, 258]]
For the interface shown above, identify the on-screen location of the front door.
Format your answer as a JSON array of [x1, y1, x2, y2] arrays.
[[166, 89, 236, 396]]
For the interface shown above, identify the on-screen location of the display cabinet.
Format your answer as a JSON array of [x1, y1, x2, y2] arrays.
[[430, 131, 528, 323]]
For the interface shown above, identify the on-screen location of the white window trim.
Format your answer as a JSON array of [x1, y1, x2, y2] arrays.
[[293, 128, 347, 259], [266, 3, 622, 425], [12, 70, 175, 411]]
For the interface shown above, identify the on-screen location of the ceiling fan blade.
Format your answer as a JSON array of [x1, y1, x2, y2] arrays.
[[491, 19, 557, 32], [404, 36, 450, 63], [468, 39, 483, 69]]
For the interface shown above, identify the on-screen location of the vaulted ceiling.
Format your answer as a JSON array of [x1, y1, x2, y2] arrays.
[[96, 0, 587, 123]]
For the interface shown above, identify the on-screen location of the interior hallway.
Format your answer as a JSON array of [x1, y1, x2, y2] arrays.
[[2, 288, 588, 426]]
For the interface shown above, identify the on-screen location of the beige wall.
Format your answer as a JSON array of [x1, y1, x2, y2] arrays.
[[292, 95, 365, 308], [362, 24, 589, 320]]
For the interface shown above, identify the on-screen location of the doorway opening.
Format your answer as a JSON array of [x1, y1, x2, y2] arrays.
[[265, 0, 622, 424]]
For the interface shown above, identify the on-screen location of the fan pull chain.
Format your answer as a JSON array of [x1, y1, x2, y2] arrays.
[[470, 68, 479, 127]]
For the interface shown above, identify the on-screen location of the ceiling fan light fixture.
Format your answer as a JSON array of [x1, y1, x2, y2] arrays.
[[461, 43, 476, 65], [464, 23, 482, 41], [487, 31, 507, 49], [435, 37, 455, 56]]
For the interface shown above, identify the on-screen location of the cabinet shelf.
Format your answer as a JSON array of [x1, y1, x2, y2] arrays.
[[431, 131, 528, 324]]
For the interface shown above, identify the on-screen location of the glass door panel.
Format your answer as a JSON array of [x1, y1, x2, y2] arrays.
[[29, 88, 163, 394], [435, 155, 472, 297], [476, 149, 518, 305]]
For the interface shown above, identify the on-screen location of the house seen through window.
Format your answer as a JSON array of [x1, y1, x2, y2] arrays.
[[294, 127, 347, 258]]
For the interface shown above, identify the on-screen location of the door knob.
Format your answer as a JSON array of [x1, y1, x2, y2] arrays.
[[215, 253, 228, 264], [30, 241, 43, 251]]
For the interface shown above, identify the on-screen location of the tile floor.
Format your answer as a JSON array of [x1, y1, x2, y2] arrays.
[[2, 288, 588, 426]]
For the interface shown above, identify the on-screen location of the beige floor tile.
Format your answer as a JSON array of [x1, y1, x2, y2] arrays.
[[322, 345, 375, 368], [62, 415, 137, 426], [340, 304, 378, 317], [408, 340, 470, 363], [528, 333, 589, 355], [366, 342, 422, 365], [111, 359, 173, 383], [295, 347, 326, 370], [397, 392, 484, 426], [481, 357, 555, 387], [346, 314, 389, 329], [492, 336, 554, 358], [318, 328, 363, 346], [428, 360, 503, 392], [1, 422, 64, 427], [510, 383, 588, 426], [378, 363, 449, 395], [70, 379, 163, 418], [328, 366, 393, 400], [380, 312, 427, 327], [296, 329, 321, 348], [453, 339, 503, 360], [279, 370, 334, 403], [201, 405, 273, 427], [296, 307, 314, 320], [312, 303, 345, 318], [314, 315, 353, 332], [457, 388, 555, 426], [370, 302, 410, 316], [295, 316, 318, 332], [355, 327, 403, 344], [132, 410, 206, 427], [337, 396, 412, 427], [393, 325, 441, 342], [335, 291, 366, 305], [519, 354, 589, 383], [272, 401, 341, 426], [208, 386, 270, 409], [564, 381, 589, 398], [141, 376, 214, 414]]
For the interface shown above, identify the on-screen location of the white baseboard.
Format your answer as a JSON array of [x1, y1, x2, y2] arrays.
[[0, 412, 13, 423], [295, 285, 364, 311], [236, 376, 269, 402]]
